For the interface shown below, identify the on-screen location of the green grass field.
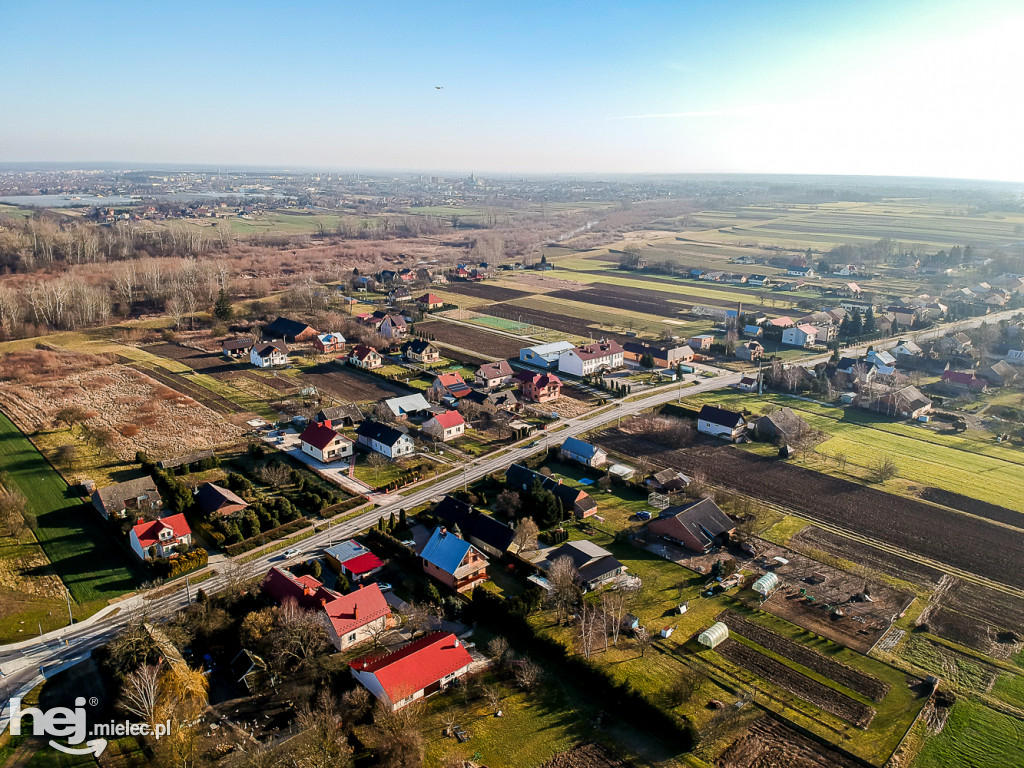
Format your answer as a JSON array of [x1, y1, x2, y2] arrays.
[[0, 413, 138, 605], [681, 391, 1024, 514], [913, 699, 1024, 768]]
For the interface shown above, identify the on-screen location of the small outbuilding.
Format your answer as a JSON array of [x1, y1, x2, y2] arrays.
[[752, 572, 780, 596], [698, 622, 729, 650]]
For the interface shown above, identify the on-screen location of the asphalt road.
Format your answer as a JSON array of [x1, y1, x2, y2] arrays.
[[0, 307, 1018, 707]]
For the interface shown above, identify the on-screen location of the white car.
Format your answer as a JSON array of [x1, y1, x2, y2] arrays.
[[283, 548, 301, 558]]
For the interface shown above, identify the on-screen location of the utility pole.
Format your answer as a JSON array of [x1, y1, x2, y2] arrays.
[[66, 591, 73, 627], [185, 576, 192, 605]]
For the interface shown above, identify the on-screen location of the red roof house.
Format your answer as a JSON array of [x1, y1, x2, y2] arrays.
[[515, 371, 562, 403], [416, 293, 444, 309], [299, 422, 355, 463], [432, 372, 472, 399], [423, 410, 466, 442], [350, 632, 473, 710], [941, 370, 988, 393], [129, 513, 192, 561]]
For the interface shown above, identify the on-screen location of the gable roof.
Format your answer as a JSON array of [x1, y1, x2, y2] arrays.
[[325, 583, 391, 638], [417, 293, 443, 304], [350, 632, 472, 701], [195, 483, 248, 516], [515, 370, 562, 388], [221, 337, 254, 351], [316, 403, 363, 423], [384, 393, 431, 416], [432, 495, 515, 552], [253, 340, 288, 357], [561, 436, 602, 459], [571, 340, 624, 360], [435, 372, 472, 397], [429, 410, 465, 430], [356, 420, 409, 446], [264, 317, 314, 339], [132, 513, 191, 549], [476, 360, 514, 379], [402, 338, 435, 356], [649, 499, 734, 549], [521, 341, 575, 359], [545, 540, 624, 584], [261, 566, 340, 609], [698, 404, 745, 429], [95, 476, 161, 511], [420, 527, 480, 576], [349, 344, 379, 361], [316, 332, 346, 346], [299, 422, 347, 451], [504, 464, 597, 515], [754, 407, 809, 438]]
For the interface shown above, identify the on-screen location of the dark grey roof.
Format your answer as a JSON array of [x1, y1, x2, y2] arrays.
[[264, 317, 314, 339], [356, 420, 408, 446], [698, 404, 745, 429], [316, 403, 363, 423], [651, 498, 735, 549], [432, 495, 515, 552], [94, 476, 161, 511], [505, 464, 596, 515]]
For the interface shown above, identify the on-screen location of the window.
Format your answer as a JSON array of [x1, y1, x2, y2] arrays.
[[347, 633, 356, 642]]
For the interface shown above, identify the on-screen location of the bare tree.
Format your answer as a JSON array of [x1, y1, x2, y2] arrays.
[[480, 683, 504, 714], [259, 462, 292, 488], [873, 455, 899, 482], [487, 635, 510, 663], [513, 658, 542, 690], [575, 603, 602, 660], [275, 599, 331, 667], [120, 663, 163, 726], [635, 627, 654, 658], [547, 556, 581, 625], [495, 489, 522, 519], [511, 516, 538, 552], [288, 689, 354, 768]]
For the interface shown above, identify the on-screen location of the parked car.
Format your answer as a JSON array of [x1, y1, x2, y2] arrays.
[[636, 510, 652, 521], [376, 582, 393, 592]]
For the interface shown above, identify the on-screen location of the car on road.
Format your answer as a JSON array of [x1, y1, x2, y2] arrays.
[[283, 548, 301, 558]]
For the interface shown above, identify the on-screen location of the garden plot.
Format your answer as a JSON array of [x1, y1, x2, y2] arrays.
[[715, 715, 866, 768], [715, 638, 876, 728], [916, 576, 1024, 658], [417, 320, 526, 359], [718, 610, 889, 701]]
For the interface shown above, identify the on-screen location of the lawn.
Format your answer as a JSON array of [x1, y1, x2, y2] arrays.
[[913, 699, 1024, 768], [0, 413, 139, 606], [681, 391, 1024, 514]]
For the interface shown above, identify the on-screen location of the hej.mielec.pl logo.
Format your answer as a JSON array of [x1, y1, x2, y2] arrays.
[[9, 695, 170, 756]]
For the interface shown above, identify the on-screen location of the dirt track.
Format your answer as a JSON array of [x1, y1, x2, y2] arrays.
[[600, 430, 1024, 590]]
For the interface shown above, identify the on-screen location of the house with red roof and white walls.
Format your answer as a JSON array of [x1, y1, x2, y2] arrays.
[[129, 513, 192, 560]]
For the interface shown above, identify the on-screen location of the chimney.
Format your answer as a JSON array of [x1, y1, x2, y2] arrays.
[[440, 527, 447, 536], [453, 638, 460, 647], [354, 604, 359, 619], [320, 598, 327, 607]]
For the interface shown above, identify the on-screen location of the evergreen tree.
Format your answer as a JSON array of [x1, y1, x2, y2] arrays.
[[863, 306, 876, 333], [388, 511, 397, 530], [850, 309, 863, 336], [399, 508, 407, 528], [213, 289, 233, 321]]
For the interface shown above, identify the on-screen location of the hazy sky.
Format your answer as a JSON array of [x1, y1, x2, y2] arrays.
[[4, 0, 1024, 181]]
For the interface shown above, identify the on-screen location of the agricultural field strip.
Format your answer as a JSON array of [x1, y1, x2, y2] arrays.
[[504, 294, 680, 326], [599, 431, 1024, 596], [716, 638, 876, 728], [719, 610, 889, 701]]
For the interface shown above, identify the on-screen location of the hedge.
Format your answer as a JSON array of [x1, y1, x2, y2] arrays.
[[224, 518, 313, 556], [151, 548, 208, 579]]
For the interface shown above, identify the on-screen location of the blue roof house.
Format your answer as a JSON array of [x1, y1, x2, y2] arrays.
[[420, 527, 489, 594]]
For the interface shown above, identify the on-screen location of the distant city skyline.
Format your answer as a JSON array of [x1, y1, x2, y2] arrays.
[[3, 0, 1023, 182]]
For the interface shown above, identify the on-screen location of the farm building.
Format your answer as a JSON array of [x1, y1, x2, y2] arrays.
[[313, 332, 346, 354], [194, 483, 248, 517], [688, 334, 715, 351], [325, 540, 386, 582], [859, 384, 933, 419], [350, 632, 473, 711], [940, 370, 987, 393], [645, 468, 690, 492], [698, 622, 729, 649], [559, 436, 608, 467], [422, 410, 466, 442], [647, 498, 735, 553], [622, 341, 694, 367], [752, 408, 810, 443], [129, 513, 192, 560], [474, 360, 515, 388], [735, 340, 764, 362], [979, 360, 1019, 386], [355, 421, 415, 458], [315, 403, 363, 427], [264, 317, 318, 343], [515, 371, 562, 403], [542, 540, 626, 591], [432, 495, 515, 558], [519, 341, 575, 369], [752, 572, 780, 596], [420, 526, 489, 593], [697, 404, 747, 441], [250, 341, 289, 368], [92, 477, 162, 520], [221, 337, 254, 358], [505, 464, 597, 518], [558, 340, 625, 377], [401, 338, 440, 363], [299, 422, 354, 463], [383, 393, 431, 419]]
